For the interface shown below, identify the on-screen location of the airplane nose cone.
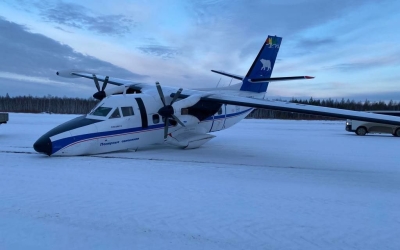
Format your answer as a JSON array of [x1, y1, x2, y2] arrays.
[[33, 137, 52, 156]]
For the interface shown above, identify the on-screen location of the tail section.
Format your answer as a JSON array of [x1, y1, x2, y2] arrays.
[[240, 36, 282, 92]]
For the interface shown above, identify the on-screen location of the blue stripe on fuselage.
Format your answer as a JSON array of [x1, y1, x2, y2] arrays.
[[51, 124, 164, 154]]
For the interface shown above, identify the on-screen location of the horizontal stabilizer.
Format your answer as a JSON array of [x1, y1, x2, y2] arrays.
[[249, 76, 314, 83], [210, 69, 314, 83], [211, 70, 243, 80]]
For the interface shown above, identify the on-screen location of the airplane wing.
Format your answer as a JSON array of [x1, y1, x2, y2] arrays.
[[175, 92, 400, 126], [56, 70, 145, 91]]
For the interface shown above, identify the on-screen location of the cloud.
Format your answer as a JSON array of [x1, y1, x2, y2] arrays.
[[186, 0, 381, 38], [0, 17, 146, 97], [324, 55, 400, 72], [54, 26, 73, 33], [5, 0, 136, 36], [292, 37, 337, 55], [137, 45, 180, 59]]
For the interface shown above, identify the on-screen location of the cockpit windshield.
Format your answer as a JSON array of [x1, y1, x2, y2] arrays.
[[90, 106, 113, 117]]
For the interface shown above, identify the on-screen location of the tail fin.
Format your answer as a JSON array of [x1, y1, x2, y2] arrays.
[[240, 36, 282, 92]]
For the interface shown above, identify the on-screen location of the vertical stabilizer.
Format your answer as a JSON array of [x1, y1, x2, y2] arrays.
[[240, 36, 282, 92]]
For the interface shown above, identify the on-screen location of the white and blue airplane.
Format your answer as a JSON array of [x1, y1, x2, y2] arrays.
[[34, 36, 400, 156]]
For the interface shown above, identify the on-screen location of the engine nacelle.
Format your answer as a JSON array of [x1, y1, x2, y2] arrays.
[[93, 85, 128, 100], [171, 95, 201, 113], [174, 114, 200, 127], [105, 85, 127, 96]]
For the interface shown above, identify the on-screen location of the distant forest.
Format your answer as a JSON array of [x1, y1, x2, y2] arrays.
[[1, 94, 400, 120], [0, 94, 97, 114], [248, 98, 400, 119]]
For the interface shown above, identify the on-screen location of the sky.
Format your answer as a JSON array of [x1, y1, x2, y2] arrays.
[[0, 0, 400, 101]]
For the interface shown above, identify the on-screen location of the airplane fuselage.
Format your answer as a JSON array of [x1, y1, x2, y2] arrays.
[[34, 91, 254, 156]]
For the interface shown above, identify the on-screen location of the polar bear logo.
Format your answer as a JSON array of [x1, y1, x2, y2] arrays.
[[260, 59, 271, 71]]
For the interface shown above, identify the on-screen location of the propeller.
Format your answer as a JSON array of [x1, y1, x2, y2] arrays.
[[155, 82, 186, 140], [92, 74, 109, 100]]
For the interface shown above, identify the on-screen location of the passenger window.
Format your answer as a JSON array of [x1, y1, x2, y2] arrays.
[[109, 108, 121, 119], [121, 106, 134, 117], [153, 114, 160, 124]]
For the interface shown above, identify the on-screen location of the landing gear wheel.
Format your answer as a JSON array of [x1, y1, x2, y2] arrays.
[[394, 128, 400, 137], [355, 126, 367, 136]]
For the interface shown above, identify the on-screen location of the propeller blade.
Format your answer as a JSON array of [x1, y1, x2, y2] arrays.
[[101, 76, 109, 91], [123, 86, 129, 97], [171, 114, 185, 127], [171, 88, 183, 105], [163, 118, 169, 140], [156, 82, 166, 106], [92, 74, 100, 91]]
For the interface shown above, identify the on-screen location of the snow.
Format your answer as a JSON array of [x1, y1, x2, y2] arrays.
[[1, 113, 400, 250]]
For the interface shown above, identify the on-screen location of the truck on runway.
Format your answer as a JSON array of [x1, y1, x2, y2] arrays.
[[0, 113, 8, 125]]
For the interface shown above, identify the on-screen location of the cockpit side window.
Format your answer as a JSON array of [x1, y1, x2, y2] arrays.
[[109, 108, 121, 119], [90, 106, 113, 117], [121, 107, 134, 117]]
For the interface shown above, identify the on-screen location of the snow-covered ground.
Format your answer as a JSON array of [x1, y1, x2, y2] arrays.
[[1, 113, 399, 250]]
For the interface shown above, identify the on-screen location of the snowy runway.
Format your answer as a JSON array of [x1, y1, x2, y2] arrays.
[[1, 113, 399, 249]]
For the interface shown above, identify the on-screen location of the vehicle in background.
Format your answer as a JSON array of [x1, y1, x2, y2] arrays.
[[346, 111, 400, 136], [0, 113, 8, 125]]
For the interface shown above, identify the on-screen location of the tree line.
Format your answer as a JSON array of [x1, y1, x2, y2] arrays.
[[247, 97, 400, 119], [0, 94, 98, 114], [1, 94, 400, 119]]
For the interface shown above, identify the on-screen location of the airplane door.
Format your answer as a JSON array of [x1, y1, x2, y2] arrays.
[[121, 105, 141, 129], [119, 104, 142, 150], [135, 98, 148, 128], [210, 104, 226, 132]]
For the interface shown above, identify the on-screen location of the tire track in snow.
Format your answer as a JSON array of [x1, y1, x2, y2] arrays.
[[0, 148, 384, 174]]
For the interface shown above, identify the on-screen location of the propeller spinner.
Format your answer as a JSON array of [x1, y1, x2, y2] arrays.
[[155, 82, 186, 140], [92, 75, 109, 100]]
